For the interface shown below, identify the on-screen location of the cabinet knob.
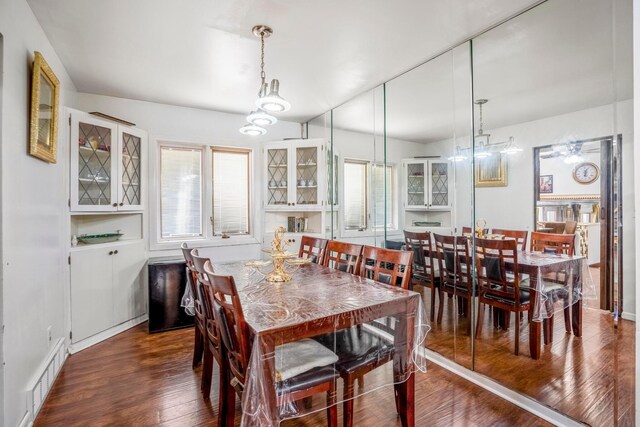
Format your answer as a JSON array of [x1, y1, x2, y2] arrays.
[[292, 203, 296, 206], [114, 250, 119, 255], [108, 251, 114, 255], [112, 203, 118, 207], [288, 203, 291, 206], [119, 202, 124, 206]]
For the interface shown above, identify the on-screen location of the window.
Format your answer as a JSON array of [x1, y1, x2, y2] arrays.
[[343, 160, 395, 233], [160, 146, 203, 239], [212, 148, 251, 235], [344, 160, 368, 230], [372, 163, 394, 229]]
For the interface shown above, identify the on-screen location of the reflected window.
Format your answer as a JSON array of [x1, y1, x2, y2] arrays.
[[372, 164, 394, 229], [344, 160, 367, 230]]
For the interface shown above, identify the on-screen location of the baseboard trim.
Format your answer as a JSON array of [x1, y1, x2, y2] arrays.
[[621, 312, 636, 322], [69, 314, 148, 354], [423, 349, 587, 426]]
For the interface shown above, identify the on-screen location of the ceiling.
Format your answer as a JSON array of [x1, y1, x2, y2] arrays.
[[27, 0, 543, 124]]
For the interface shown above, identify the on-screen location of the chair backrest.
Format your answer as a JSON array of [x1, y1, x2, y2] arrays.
[[475, 238, 521, 305], [433, 234, 471, 290], [298, 235, 328, 264], [462, 226, 489, 236], [530, 232, 575, 255], [181, 245, 205, 320], [403, 230, 436, 281], [323, 240, 363, 274], [197, 260, 222, 349], [203, 263, 251, 386], [491, 228, 528, 252], [359, 246, 413, 289]]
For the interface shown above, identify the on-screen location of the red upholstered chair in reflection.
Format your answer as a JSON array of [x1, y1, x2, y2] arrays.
[[530, 232, 576, 344], [323, 240, 363, 274], [491, 228, 529, 252], [317, 245, 413, 427], [298, 235, 328, 265], [433, 234, 473, 334], [180, 243, 205, 368], [475, 238, 529, 356], [203, 264, 339, 427], [403, 230, 439, 321], [191, 252, 224, 401]]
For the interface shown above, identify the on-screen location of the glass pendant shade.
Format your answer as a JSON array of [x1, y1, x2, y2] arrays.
[[247, 110, 277, 126], [448, 147, 468, 162], [256, 79, 291, 113], [239, 123, 266, 136], [500, 138, 523, 155]]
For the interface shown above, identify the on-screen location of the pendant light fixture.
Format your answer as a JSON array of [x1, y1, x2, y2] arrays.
[[474, 99, 492, 158], [239, 25, 289, 136]]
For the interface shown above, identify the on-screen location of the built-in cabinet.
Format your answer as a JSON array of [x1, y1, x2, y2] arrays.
[[70, 111, 146, 212], [70, 240, 146, 343], [403, 159, 451, 210], [262, 139, 327, 254]]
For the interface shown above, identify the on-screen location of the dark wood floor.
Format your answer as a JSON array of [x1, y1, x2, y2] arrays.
[[35, 323, 552, 427], [422, 280, 636, 427]]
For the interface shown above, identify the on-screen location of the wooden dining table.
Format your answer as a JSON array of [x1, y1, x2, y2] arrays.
[[212, 261, 427, 427]]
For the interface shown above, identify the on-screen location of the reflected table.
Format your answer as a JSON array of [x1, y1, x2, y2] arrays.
[[213, 262, 428, 427], [510, 252, 593, 359]]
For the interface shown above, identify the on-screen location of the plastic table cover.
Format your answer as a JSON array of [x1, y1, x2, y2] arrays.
[[211, 261, 430, 427]]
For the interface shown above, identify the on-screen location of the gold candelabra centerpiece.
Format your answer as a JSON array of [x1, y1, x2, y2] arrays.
[[475, 219, 487, 238], [247, 226, 310, 283]]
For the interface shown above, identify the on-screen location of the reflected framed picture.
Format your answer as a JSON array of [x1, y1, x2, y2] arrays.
[[539, 175, 553, 194], [475, 153, 507, 187], [29, 51, 60, 163]]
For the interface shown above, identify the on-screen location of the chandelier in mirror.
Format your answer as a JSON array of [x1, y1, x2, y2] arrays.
[[239, 25, 290, 136]]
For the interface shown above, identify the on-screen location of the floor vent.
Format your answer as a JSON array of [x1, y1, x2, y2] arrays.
[[27, 338, 67, 421]]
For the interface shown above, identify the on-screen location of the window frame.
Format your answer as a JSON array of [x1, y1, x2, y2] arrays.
[[211, 146, 252, 236]]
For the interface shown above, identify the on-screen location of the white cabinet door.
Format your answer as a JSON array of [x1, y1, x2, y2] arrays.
[[112, 241, 146, 325], [404, 161, 427, 210], [292, 140, 324, 210], [70, 248, 114, 342], [70, 112, 119, 212], [116, 127, 146, 211], [427, 160, 451, 210], [265, 144, 291, 209]]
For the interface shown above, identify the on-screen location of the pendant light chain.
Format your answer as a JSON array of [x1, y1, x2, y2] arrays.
[[260, 30, 266, 86], [478, 101, 484, 135]]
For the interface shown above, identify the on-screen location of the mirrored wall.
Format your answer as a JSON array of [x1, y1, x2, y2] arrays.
[[307, 0, 634, 423]]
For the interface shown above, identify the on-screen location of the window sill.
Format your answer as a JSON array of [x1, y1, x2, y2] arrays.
[[150, 235, 261, 252]]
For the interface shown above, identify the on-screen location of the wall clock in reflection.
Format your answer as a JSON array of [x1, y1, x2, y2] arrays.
[[572, 162, 599, 184]]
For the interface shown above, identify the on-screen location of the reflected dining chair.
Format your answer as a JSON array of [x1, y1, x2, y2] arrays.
[[491, 228, 529, 252], [322, 240, 363, 274], [317, 245, 413, 427], [180, 243, 205, 368], [433, 234, 473, 334], [298, 235, 328, 264], [475, 238, 529, 355], [203, 264, 339, 427], [403, 230, 439, 321], [191, 252, 225, 401], [530, 231, 576, 343]]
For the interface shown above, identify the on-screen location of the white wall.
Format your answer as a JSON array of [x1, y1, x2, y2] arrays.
[[539, 152, 601, 195], [74, 93, 303, 261], [426, 100, 636, 316], [0, 1, 78, 426]]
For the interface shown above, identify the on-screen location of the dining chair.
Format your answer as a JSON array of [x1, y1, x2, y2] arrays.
[[433, 234, 473, 334], [180, 243, 205, 369], [323, 240, 363, 274], [191, 252, 225, 401], [403, 230, 439, 321], [317, 245, 413, 427], [462, 226, 489, 236], [298, 235, 328, 264], [492, 228, 529, 252], [203, 264, 339, 427], [530, 232, 576, 344], [475, 238, 529, 355]]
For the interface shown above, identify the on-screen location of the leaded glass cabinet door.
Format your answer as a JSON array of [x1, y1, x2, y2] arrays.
[[405, 161, 426, 209], [427, 160, 451, 210], [295, 145, 319, 206], [265, 146, 290, 208], [70, 112, 118, 211], [117, 127, 146, 211]]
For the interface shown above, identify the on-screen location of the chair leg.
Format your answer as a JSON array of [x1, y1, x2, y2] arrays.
[[475, 302, 485, 338], [217, 360, 227, 427], [193, 325, 203, 368], [327, 381, 338, 427], [429, 285, 436, 322], [343, 375, 355, 427], [225, 379, 236, 427], [437, 290, 445, 324], [465, 297, 471, 336], [543, 315, 554, 345], [514, 312, 520, 356], [357, 375, 364, 390], [201, 345, 213, 398], [563, 305, 571, 333]]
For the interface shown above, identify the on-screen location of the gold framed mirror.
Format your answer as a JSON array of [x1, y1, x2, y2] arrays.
[[29, 51, 60, 163]]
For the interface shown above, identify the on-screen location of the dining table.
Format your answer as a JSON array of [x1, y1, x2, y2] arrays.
[[212, 261, 429, 427]]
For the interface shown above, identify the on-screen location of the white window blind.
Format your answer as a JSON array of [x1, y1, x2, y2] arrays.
[[160, 147, 203, 239], [344, 160, 367, 230], [212, 149, 250, 235], [373, 164, 393, 229]]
